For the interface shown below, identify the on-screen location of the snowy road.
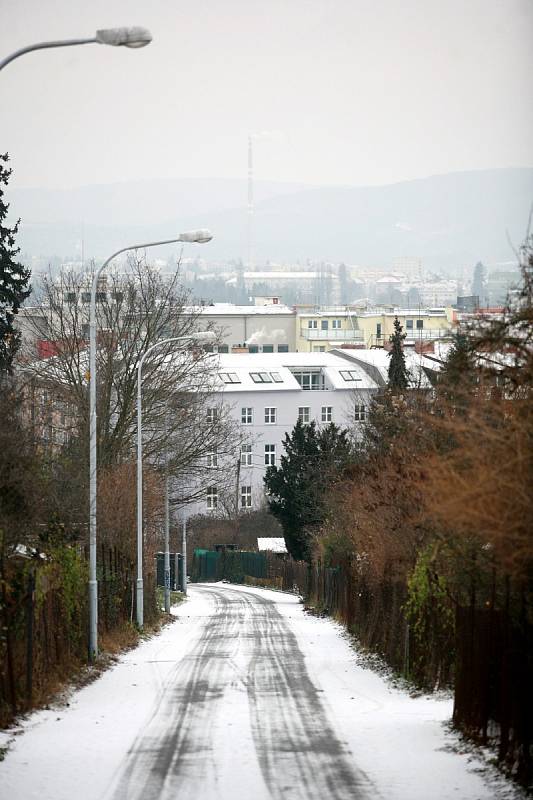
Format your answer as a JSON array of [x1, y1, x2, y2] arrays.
[[0, 584, 518, 800]]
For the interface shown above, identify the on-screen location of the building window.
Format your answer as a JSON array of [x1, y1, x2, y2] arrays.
[[241, 407, 253, 424], [265, 407, 276, 424], [416, 319, 424, 329], [321, 319, 328, 330], [206, 450, 218, 468], [292, 369, 324, 390], [240, 444, 253, 466], [376, 323, 382, 337], [277, 344, 289, 353], [339, 370, 360, 382], [217, 344, 229, 353], [219, 372, 241, 384], [307, 319, 318, 329], [264, 444, 276, 466], [262, 344, 274, 353], [332, 319, 342, 329], [248, 345, 259, 354], [354, 404, 366, 421], [321, 406, 332, 422], [406, 319, 413, 330], [206, 486, 218, 509], [298, 407, 310, 424], [206, 407, 218, 423], [270, 372, 283, 382], [241, 485, 252, 508], [250, 371, 273, 383]]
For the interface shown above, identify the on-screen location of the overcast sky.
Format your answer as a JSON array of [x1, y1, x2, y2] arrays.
[[1, 0, 532, 190]]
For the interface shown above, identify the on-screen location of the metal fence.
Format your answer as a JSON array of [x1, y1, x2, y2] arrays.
[[191, 549, 268, 584], [453, 587, 533, 787], [0, 544, 157, 726]]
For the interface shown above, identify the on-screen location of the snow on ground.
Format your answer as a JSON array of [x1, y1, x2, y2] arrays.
[[0, 583, 524, 800]]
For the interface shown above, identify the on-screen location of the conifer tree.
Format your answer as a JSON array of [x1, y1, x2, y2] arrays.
[[264, 419, 352, 561], [0, 153, 31, 374], [387, 316, 408, 391], [438, 331, 476, 407]]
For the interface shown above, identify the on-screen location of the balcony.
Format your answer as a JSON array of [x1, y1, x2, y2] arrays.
[[301, 328, 364, 341], [369, 328, 452, 347]]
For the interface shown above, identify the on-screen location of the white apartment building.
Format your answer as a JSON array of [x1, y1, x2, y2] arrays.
[[191, 352, 379, 515]]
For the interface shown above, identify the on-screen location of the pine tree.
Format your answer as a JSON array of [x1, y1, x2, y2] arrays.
[[387, 316, 408, 391], [437, 331, 476, 411], [440, 332, 475, 387], [264, 419, 352, 561], [0, 153, 31, 374]]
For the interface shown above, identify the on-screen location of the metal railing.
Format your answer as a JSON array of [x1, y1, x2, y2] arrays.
[[300, 328, 364, 341]]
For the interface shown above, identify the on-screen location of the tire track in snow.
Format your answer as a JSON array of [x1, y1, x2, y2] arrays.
[[111, 585, 373, 800], [111, 589, 243, 800], [245, 589, 373, 800]]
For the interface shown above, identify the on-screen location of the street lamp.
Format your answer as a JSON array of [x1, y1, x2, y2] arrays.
[[136, 330, 217, 627], [88, 230, 212, 658], [0, 27, 152, 71]]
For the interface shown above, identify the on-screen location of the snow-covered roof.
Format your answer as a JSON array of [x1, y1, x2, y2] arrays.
[[257, 538, 288, 553], [186, 303, 295, 317], [209, 352, 379, 392], [330, 348, 435, 389]]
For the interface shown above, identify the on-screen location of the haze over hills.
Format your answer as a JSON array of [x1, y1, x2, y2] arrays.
[[10, 168, 533, 271]]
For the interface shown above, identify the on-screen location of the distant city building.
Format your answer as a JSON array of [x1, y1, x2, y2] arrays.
[[456, 295, 479, 313], [392, 256, 423, 280], [186, 302, 296, 353], [295, 306, 453, 351]]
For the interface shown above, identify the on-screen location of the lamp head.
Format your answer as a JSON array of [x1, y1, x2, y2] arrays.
[[178, 229, 213, 244], [96, 27, 152, 48]]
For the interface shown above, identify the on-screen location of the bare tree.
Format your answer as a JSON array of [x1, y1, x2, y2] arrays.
[[20, 255, 241, 509]]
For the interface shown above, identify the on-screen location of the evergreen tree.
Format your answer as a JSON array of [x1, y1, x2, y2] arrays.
[[264, 419, 352, 561], [0, 153, 31, 374], [387, 316, 408, 391], [437, 332, 477, 413], [439, 332, 475, 387]]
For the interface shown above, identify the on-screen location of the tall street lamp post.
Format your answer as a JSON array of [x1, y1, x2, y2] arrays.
[[0, 27, 152, 71], [89, 230, 212, 658], [182, 514, 188, 596], [136, 330, 216, 627]]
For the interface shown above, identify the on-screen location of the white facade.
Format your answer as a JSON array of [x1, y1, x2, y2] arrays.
[[185, 303, 296, 353], [190, 352, 378, 515]]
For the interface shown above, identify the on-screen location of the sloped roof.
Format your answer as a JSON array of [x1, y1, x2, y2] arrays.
[[257, 538, 288, 553]]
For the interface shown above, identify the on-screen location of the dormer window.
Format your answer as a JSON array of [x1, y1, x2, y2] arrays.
[[290, 369, 325, 390], [250, 372, 273, 383], [219, 372, 241, 384], [339, 370, 361, 382]]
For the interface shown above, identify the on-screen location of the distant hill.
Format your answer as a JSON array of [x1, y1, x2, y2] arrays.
[[10, 168, 533, 270]]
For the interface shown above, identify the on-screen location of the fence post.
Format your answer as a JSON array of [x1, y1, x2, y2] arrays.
[[25, 570, 35, 708], [403, 620, 410, 678]]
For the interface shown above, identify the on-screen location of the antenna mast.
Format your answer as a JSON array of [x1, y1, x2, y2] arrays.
[[247, 134, 254, 271]]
